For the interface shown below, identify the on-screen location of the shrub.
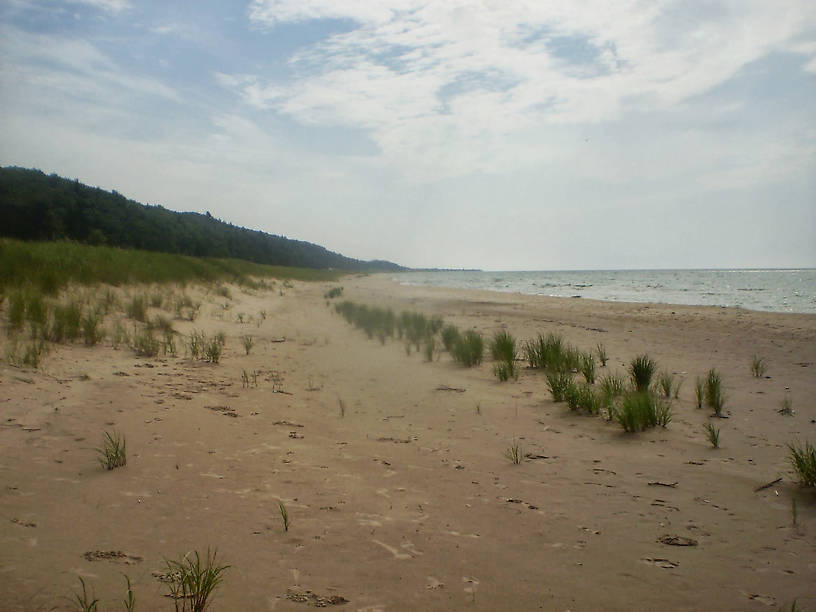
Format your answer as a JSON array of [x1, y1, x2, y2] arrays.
[[164, 549, 229, 612], [490, 330, 516, 364], [705, 369, 725, 416], [452, 330, 483, 367], [629, 354, 656, 393], [788, 441, 816, 488], [97, 431, 126, 470]]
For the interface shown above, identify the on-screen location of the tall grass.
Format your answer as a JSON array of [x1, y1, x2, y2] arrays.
[[751, 355, 767, 378], [165, 549, 229, 612], [613, 392, 671, 432], [97, 431, 126, 470], [629, 354, 656, 393], [490, 330, 517, 381], [441, 324, 460, 353], [788, 441, 816, 488], [547, 372, 574, 402], [452, 330, 484, 367], [579, 352, 596, 384], [705, 369, 725, 416], [0, 238, 344, 295], [524, 333, 578, 372]]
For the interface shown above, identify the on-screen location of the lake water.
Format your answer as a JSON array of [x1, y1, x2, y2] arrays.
[[391, 269, 816, 314]]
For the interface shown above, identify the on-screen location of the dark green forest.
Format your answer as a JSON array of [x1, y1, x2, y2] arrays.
[[0, 167, 402, 271]]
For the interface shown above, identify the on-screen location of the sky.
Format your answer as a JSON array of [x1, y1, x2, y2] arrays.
[[1, 0, 815, 270]]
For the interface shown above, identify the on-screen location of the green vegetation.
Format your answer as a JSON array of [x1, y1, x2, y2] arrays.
[[132, 326, 160, 357], [705, 369, 725, 416], [164, 549, 229, 612], [524, 333, 579, 373], [0, 166, 401, 273], [613, 392, 671, 432], [97, 431, 127, 470], [490, 330, 517, 381], [629, 354, 656, 393], [751, 355, 767, 378], [694, 376, 704, 409], [504, 439, 523, 465], [241, 334, 254, 355], [452, 330, 484, 367], [599, 372, 627, 405], [703, 422, 720, 448], [565, 382, 602, 414], [441, 324, 460, 353], [579, 352, 596, 384], [72, 577, 99, 612], [656, 371, 675, 398], [0, 238, 346, 296], [279, 501, 290, 532], [596, 342, 608, 366], [788, 440, 816, 488], [324, 286, 344, 299], [546, 371, 574, 403]]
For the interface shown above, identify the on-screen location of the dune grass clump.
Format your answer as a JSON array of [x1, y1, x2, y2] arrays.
[[656, 371, 675, 398], [81, 311, 105, 346], [596, 343, 608, 367], [97, 431, 126, 470], [504, 439, 523, 465], [324, 286, 343, 299], [490, 330, 517, 381], [788, 441, 816, 488], [565, 382, 602, 414], [204, 335, 224, 364], [452, 330, 484, 367], [599, 372, 627, 403], [441, 324, 460, 353], [703, 422, 720, 448], [423, 337, 436, 362], [547, 371, 574, 403], [493, 360, 518, 382], [613, 392, 671, 432], [165, 549, 229, 612], [278, 502, 290, 532], [126, 294, 148, 322], [705, 369, 725, 416], [132, 326, 160, 357], [579, 352, 596, 384], [629, 354, 656, 393], [751, 355, 767, 378], [5, 338, 48, 368], [524, 333, 578, 372], [72, 577, 99, 612], [241, 334, 254, 355], [49, 300, 83, 343]]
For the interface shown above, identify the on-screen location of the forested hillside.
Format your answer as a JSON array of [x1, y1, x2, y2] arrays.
[[0, 167, 402, 271]]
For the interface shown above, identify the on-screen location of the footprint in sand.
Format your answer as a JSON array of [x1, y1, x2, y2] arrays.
[[371, 539, 422, 560], [426, 576, 444, 590]]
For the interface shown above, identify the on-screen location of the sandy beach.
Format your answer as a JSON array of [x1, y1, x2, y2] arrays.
[[1, 273, 814, 611]]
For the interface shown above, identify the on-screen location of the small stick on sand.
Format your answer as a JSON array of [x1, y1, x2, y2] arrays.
[[648, 481, 678, 488], [753, 477, 782, 492]]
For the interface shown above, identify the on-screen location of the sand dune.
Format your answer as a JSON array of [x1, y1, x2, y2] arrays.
[[1, 274, 814, 611]]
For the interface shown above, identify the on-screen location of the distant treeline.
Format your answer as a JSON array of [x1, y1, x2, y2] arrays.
[[0, 166, 402, 272]]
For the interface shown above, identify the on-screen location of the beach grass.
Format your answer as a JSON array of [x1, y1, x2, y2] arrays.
[[705, 369, 725, 416], [788, 440, 816, 488], [613, 392, 671, 432], [629, 354, 656, 393], [164, 548, 229, 612], [97, 431, 126, 470], [704, 422, 720, 448], [751, 355, 767, 378]]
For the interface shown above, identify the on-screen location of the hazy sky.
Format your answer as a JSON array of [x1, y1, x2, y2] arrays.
[[2, 0, 815, 270]]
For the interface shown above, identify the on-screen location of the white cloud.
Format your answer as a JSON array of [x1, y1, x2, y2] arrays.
[[66, 0, 131, 12], [239, 1, 816, 181]]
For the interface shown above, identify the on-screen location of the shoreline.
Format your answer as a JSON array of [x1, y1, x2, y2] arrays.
[[1, 275, 814, 611]]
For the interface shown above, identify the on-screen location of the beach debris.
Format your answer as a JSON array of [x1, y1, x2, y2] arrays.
[[206, 405, 238, 417], [274, 420, 304, 428], [84, 550, 143, 564], [658, 535, 698, 547], [285, 587, 348, 606], [288, 431, 304, 439], [10, 517, 36, 528], [377, 436, 412, 444], [754, 477, 782, 492], [524, 453, 550, 460], [436, 385, 466, 392], [643, 557, 679, 569], [648, 481, 678, 488]]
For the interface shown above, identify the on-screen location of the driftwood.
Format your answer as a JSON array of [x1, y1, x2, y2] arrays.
[[436, 385, 466, 392], [754, 477, 782, 492], [648, 481, 678, 488]]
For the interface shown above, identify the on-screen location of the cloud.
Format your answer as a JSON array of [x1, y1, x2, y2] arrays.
[[66, 0, 131, 13], [237, 1, 816, 181]]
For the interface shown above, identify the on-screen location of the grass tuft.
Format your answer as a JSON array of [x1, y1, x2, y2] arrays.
[[97, 431, 127, 470], [73, 577, 99, 612], [788, 440, 816, 488], [579, 352, 596, 384], [546, 371, 574, 403], [164, 548, 229, 612], [703, 422, 720, 448], [629, 354, 656, 393], [504, 439, 523, 465], [241, 335, 254, 355], [452, 330, 484, 367], [705, 369, 725, 416], [279, 501, 290, 532], [613, 392, 671, 432], [751, 355, 767, 378], [596, 342, 608, 367]]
